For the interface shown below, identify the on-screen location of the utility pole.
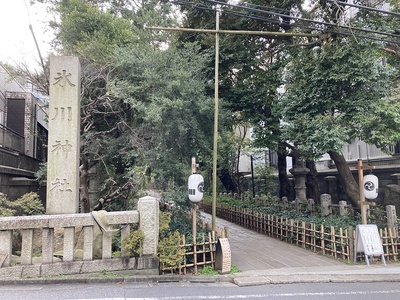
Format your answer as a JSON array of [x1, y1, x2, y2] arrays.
[[145, 12, 319, 232], [211, 8, 220, 231], [191, 156, 198, 274]]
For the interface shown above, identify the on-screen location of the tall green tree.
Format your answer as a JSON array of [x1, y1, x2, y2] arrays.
[[176, 0, 304, 196], [278, 3, 399, 207], [175, 0, 400, 205], [114, 42, 215, 190], [33, 0, 215, 211]]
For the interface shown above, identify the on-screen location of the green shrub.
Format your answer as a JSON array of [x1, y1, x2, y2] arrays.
[[199, 265, 218, 275], [0, 206, 16, 217], [11, 192, 45, 215], [162, 186, 192, 211], [230, 264, 240, 274], [205, 194, 368, 232], [159, 211, 172, 238], [158, 230, 185, 269], [121, 229, 144, 257], [0, 193, 15, 216], [0, 192, 44, 217], [158, 210, 185, 270]]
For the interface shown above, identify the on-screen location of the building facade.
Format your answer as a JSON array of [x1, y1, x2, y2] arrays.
[[0, 64, 48, 199]]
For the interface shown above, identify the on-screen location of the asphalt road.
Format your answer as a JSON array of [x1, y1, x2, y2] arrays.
[[1, 281, 400, 300]]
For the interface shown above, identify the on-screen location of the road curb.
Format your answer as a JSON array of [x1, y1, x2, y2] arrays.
[[0, 274, 235, 285], [233, 274, 400, 286], [4, 272, 400, 286]]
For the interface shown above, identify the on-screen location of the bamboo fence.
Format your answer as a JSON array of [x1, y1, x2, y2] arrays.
[[201, 202, 399, 263], [160, 231, 218, 275]]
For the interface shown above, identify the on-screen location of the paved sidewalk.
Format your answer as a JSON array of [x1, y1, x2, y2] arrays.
[[199, 212, 400, 286], [200, 212, 343, 271]]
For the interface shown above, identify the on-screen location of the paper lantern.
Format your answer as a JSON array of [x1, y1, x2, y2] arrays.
[[188, 173, 204, 203], [363, 174, 378, 200]]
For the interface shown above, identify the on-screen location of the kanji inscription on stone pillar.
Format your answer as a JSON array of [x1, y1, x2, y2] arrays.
[[46, 56, 81, 214]]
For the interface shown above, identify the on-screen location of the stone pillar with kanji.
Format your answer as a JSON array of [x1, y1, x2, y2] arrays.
[[46, 56, 81, 214]]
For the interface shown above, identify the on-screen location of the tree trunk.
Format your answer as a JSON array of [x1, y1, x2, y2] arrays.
[[278, 148, 294, 200], [327, 150, 360, 208], [218, 169, 238, 193], [306, 160, 320, 203]]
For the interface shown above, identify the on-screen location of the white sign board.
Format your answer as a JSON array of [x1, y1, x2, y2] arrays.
[[354, 224, 386, 266]]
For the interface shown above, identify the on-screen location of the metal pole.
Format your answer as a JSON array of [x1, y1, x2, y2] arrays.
[[212, 8, 220, 232]]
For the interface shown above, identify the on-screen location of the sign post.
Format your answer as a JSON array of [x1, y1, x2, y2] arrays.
[[355, 159, 376, 224], [188, 157, 204, 274]]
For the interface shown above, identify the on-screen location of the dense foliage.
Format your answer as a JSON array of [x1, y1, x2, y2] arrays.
[[205, 195, 397, 231], [33, 0, 217, 211], [0, 192, 45, 217], [121, 228, 144, 257], [27, 0, 400, 211]]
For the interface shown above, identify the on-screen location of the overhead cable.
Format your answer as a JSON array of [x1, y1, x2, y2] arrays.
[[323, 0, 400, 18], [201, 0, 400, 40], [170, 0, 400, 44]]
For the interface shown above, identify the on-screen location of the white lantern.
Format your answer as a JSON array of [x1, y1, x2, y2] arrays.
[[188, 173, 204, 203], [363, 174, 378, 200]]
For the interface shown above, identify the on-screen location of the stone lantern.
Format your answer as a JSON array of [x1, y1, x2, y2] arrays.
[[289, 154, 309, 203]]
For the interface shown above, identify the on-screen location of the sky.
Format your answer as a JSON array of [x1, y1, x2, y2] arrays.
[[0, 0, 53, 71]]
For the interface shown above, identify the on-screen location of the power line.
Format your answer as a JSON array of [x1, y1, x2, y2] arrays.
[[202, 0, 400, 40], [220, 8, 400, 45], [169, 0, 400, 44], [146, 25, 319, 37], [238, 1, 293, 15], [323, 0, 400, 18], [213, 4, 400, 44], [173, 0, 317, 32], [171, 1, 332, 41]]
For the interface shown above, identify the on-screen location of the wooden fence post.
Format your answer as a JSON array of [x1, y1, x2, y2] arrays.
[[386, 205, 398, 237], [224, 226, 229, 239], [348, 225, 354, 263]]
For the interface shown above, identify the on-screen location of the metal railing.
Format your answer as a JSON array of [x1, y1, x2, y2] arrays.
[[0, 124, 24, 153]]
